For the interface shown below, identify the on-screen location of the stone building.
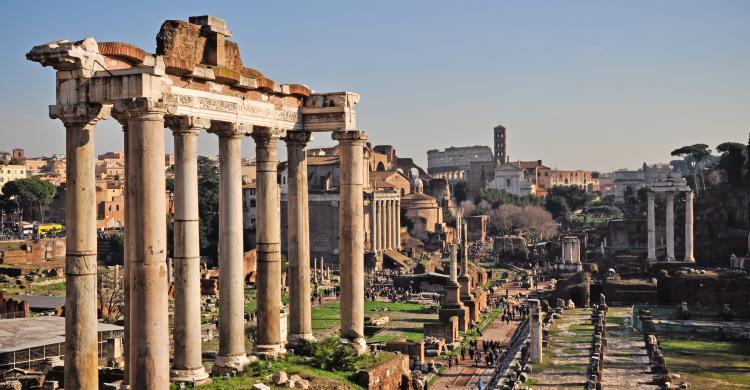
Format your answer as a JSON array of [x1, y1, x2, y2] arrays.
[[486, 163, 533, 196], [0, 164, 27, 191], [494, 124, 508, 163], [549, 170, 597, 192], [427, 146, 494, 183], [401, 177, 443, 237], [612, 169, 645, 203]]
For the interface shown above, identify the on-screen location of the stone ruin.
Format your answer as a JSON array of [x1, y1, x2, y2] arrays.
[[27, 14, 372, 388]]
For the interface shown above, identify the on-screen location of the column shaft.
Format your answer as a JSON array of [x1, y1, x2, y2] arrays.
[[286, 131, 314, 345], [666, 192, 675, 260], [647, 192, 656, 262], [334, 130, 367, 352], [120, 122, 130, 388], [371, 199, 378, 252], [377, 201, 384, 251], [396, 200, 401, 249], [684, 191, 695, 262], [253, 128, 285, 357], [127, 107, 170, 389], [215, 132, 249, 370], [170, 119, 208, 381], [63, 120, 99, 390]]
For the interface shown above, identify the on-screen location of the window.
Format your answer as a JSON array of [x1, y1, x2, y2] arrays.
[[506, 179, 511, 186], [250, 199, 256, 207]]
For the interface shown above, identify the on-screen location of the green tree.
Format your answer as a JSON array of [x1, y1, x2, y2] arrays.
[[197, 156, 220, 257], [545, 195, 570, 220], [2, 178, 57, 221], [716, 142, 746, 187], [547, 186, 594, 212], [452, 181, 468, 204], [671, 144, 711, 195]]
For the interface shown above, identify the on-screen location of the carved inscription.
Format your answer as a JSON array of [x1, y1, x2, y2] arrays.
[[162, 92, 299, 122]]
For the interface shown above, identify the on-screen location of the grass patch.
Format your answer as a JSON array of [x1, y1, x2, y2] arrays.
[[660, 338, 750, 387]]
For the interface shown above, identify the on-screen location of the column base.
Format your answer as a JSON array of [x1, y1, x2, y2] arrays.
[[287, 333, 316, 347], [253, 343, 287, 359], [340, 337, 367, 354], [171, 366, 210, 384], [684, 257, 695, 262], [212, 354, 250, 375]]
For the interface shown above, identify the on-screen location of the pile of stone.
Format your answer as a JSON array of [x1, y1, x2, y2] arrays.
[[585, 294, 608, 390], [641, 329, 689, 389]]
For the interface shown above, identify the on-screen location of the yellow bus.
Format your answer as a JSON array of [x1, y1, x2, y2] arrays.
[[34, 223, 63, 236]]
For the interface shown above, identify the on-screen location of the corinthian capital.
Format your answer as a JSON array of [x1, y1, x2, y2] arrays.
[[283, 131, 311, 146], [113, 97, 170, 120], [49, 103, 111, 126], [332, 130, 367, 144], [165, 116, 211, 134]]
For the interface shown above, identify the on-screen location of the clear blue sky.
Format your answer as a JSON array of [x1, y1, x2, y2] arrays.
[[1, 0, 749, 171]]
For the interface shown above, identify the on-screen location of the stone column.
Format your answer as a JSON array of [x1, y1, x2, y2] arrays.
[[285, 131, 315, 346], [377, 201, 384, 251], [371, 198, 378, 252], [445, 245, 460, 304], [253, 127, 286, 357], [396, 200, 401, 249], [51, 103, 108, 390], [112, 112, 130, 389], [121, 98, 170, 389], [333, 130, 368, 352], [167, 117, 209, 382], [528, 299, 543, 364], [382, 200, 390, 250], [213, 124, 249, 372], [458, 222, 472, 298], [647, 191, 656, 263], [388, 200, 398, 249], [666, 192, 675, 261], [684, 191, 695, 262]]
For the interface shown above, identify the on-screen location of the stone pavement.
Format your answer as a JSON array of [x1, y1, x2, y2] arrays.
[[431, 316, 521, 389], [600, 308, 657, 389], [531, 308, 591, 390]]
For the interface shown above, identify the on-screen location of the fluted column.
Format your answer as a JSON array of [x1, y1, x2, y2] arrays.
[[213, 124, 250, 372], [51, 103, 109, 390], [333, 130, 367, 352], [647, 191, 656, 263], [253, 127, 286, 357], [168, 117, 209, 382], [684, 191, 695, 262], [371, 198, 378, 252], [377, 201, 384, 251], [666, 192, 675, 261], [396, 200, 401, 249], [285, 131, 315, 346], [119, 98, 170, 389]]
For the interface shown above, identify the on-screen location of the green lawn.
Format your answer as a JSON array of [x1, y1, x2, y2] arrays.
[[660, 339, 750, 388]]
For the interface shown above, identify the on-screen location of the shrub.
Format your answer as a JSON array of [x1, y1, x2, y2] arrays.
[[309, 337, 359, 371]]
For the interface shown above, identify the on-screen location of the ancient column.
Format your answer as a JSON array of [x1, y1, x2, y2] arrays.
[[458, 222, 473, 299], [51, 103, 108, 390], [396, 200, 401, 249], [528, 299, 543, 364], [333, 130, 368, 352], [647, 191, 656, 263], [213, 124, 249, 372], [382, 200, 390, 250], [684, 190, 695, 262], [285, 131, 315, 346], [112, 112, 131, 389], [168, 117, 209, 382], [446, 245, 460, 302], [122, 98, 170, 389], [313, 258, 319, 284], [665, 191, 675, 261], [388, 199, 398, 249], [371, 199, 378, 252], [253, 127, 286, 357], [377, 201, 384, 251]]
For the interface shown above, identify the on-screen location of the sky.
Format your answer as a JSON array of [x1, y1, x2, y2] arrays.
[[1, 0, 749, 171]]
